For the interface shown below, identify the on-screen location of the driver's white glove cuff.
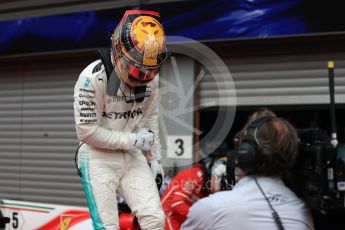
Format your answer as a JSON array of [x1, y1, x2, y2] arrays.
[[124, 129, 154, 151], [124, 132, 137, 150]]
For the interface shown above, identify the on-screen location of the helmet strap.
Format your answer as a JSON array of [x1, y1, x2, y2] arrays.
[[96, 47, 121, 96]]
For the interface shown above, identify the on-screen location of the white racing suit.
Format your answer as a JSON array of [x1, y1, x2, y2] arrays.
[[73, 60, 165, 230]]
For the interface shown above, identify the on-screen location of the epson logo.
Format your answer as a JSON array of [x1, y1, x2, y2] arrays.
[[79, 101, 96, 106], [80, 113, 97, 117], [102, 108, 143, 119]]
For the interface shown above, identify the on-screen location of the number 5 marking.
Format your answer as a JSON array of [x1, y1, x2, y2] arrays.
[[12, 212, 19, 229]]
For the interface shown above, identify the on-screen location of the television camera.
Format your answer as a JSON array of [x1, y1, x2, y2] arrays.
[[291, 128, 345, 210], [224, 61, 345, 211]]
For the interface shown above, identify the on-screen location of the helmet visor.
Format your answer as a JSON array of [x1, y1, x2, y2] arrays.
[[119, 54, 160, 84]]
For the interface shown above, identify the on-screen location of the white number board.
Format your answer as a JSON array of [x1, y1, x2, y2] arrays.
[[166, 135, 193, 159]]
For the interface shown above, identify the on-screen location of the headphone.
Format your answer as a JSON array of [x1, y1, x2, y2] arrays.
[[235, 116, 285, 230], [236, 116, 275, 174]]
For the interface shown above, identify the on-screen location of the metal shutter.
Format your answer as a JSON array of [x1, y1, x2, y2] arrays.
[[0, 72, 22, 201], [0, 64, 86, 206], [201, 53, 345, 106]]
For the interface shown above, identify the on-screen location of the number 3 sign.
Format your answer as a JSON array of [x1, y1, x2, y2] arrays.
[[166, 135, 193, 159]]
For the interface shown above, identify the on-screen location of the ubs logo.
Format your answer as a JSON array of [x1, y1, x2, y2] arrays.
[[80, 113, 96, 117]]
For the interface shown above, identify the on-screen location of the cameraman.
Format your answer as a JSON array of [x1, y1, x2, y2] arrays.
[[182, 110, 314, 230]]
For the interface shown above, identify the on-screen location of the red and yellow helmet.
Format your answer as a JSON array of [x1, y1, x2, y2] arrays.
[[112, 10, 168, 84]]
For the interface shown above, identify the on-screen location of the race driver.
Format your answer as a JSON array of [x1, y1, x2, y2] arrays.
[[73, 10, 168, 230], [161, 154, 228, 230]]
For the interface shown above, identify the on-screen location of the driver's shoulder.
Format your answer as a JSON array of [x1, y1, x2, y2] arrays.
[[79, 60, 106, 81]]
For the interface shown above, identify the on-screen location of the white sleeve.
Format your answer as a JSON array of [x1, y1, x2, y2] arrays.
[[181, 199, 214, 230], [73, 67, 130, 150], [140, 76, 160, 146]]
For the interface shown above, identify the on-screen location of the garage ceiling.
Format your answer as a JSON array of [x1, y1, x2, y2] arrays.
[[0, 0, 191, 21]]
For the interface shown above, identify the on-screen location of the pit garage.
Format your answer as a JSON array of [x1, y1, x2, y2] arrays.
[[0, 0, 344, 229]]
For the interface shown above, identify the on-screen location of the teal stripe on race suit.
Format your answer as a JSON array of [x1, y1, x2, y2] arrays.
[[80, 155, 105, 230]]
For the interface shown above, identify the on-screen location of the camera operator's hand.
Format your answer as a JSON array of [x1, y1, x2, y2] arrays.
[[125, 128, 154, 151]]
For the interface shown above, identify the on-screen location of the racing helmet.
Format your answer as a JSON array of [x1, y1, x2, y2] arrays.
[[112, 10, 168, 84]]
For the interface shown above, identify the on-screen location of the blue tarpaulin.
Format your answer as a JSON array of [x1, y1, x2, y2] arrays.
[[0, 0, 344, 55]]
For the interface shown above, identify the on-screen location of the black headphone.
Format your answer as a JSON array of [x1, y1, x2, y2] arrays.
[[236, 116, 275, 174]]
